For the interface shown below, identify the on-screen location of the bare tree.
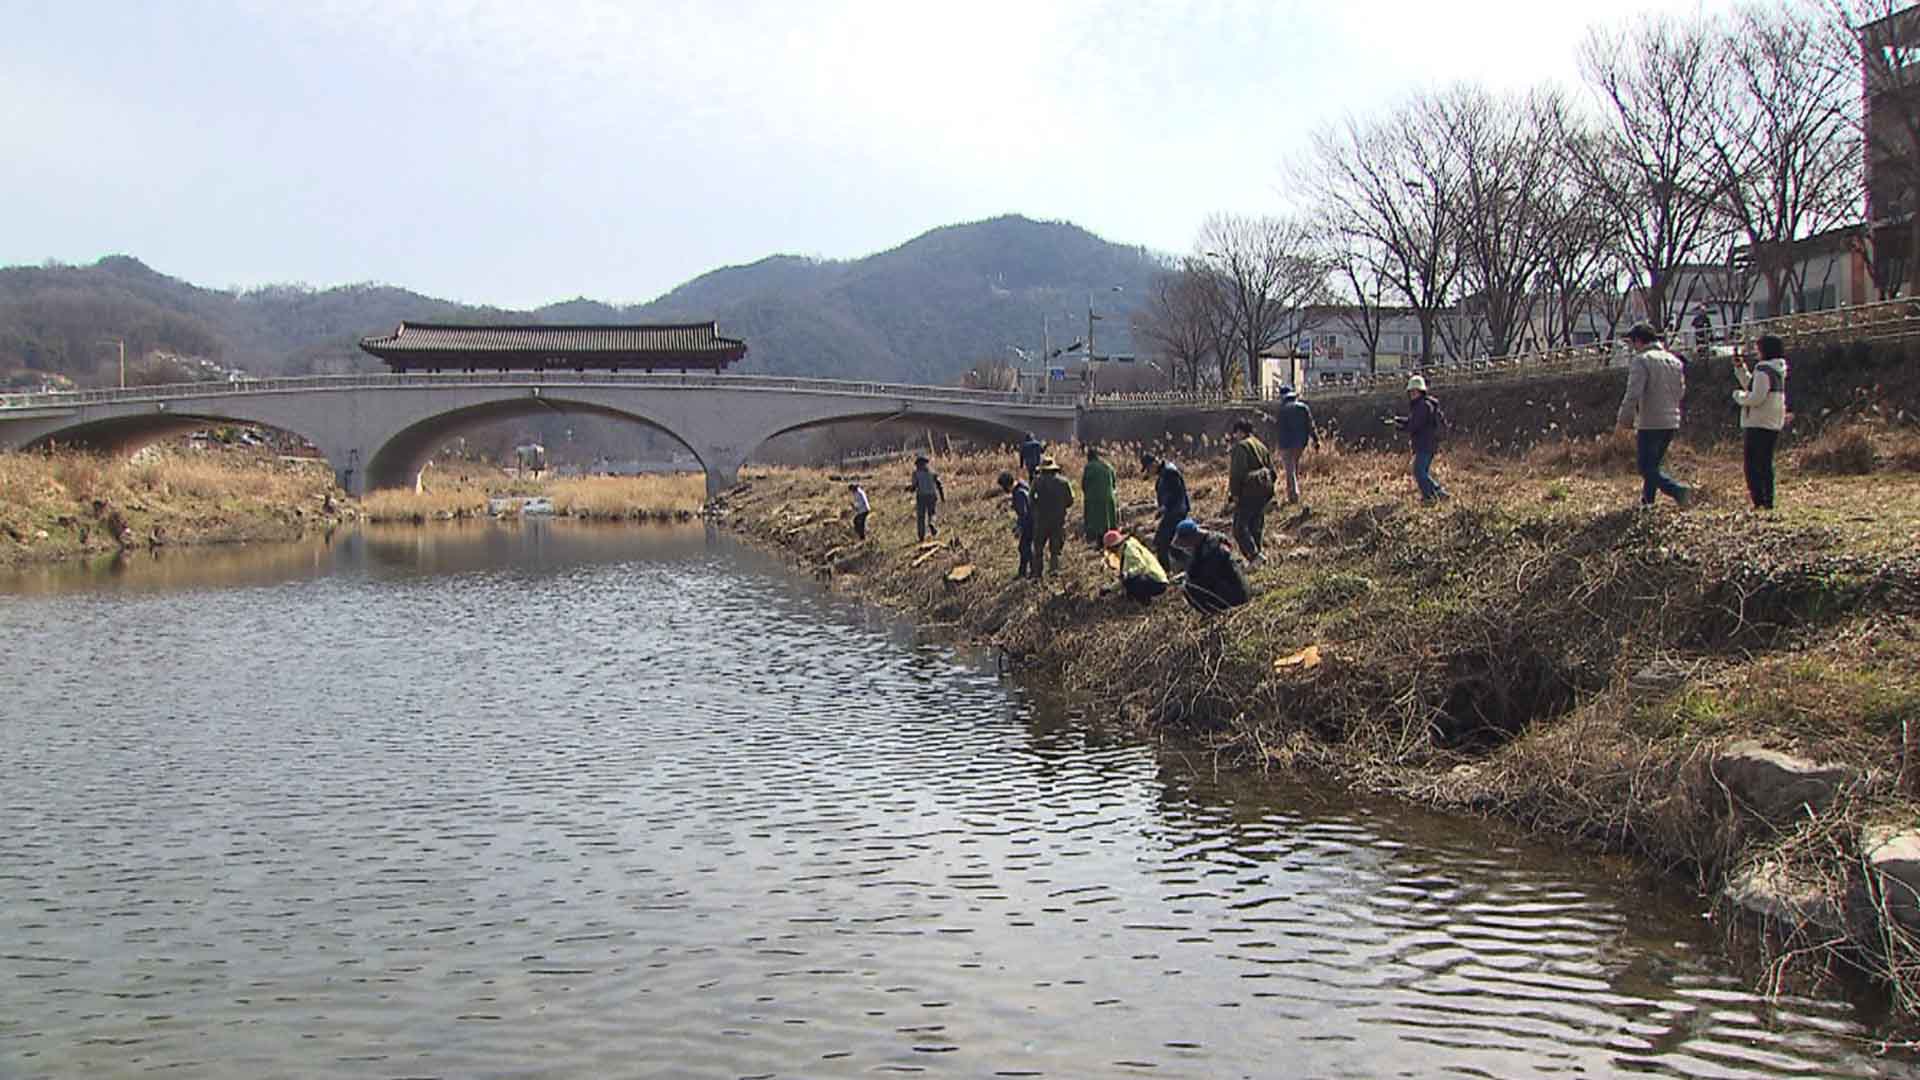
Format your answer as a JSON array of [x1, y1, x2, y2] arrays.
[[1443, 85, 1582, 357], [1194, 213, 1329, 396], [1129, 269, 1212, 393], [1708, 1, 1861, 315], [1321, 227, 1392, 375], [1579, 13, 1735, 331], [1303, 98, 1463, 366]]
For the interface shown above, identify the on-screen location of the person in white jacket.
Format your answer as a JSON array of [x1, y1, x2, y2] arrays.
[[1732, 334, 1790, 510]]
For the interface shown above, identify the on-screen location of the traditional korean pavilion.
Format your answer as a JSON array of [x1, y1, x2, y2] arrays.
[[358, 322, 748, 373]]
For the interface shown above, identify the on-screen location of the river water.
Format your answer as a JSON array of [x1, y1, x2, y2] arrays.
[[1, 523, 1912, 1079]]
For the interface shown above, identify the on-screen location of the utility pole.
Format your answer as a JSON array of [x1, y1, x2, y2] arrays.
[[98, 338, 126, 388]]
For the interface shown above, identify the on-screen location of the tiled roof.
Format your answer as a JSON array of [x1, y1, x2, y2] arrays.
[[360, 321, 747, 356]]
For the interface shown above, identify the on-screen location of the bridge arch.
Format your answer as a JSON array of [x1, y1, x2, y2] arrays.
[[363, 396, 707, 492], [17, 407, 333, 466]]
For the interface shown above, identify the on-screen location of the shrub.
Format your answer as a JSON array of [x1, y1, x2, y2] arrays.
[[1799, 424, 1879, 475]]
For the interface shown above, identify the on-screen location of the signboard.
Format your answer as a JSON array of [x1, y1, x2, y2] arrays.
[[1048, 367, 1067, 380]]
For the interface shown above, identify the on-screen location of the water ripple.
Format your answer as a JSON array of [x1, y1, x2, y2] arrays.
[[0, 522, 1911, 1079]]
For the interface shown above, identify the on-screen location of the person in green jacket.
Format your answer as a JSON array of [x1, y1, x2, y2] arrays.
[[1226, 418, 1277, 564], [1080, 444, 1119, 545], [1031, 457, 1075, 576]]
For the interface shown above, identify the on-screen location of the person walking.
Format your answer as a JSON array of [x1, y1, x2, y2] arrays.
[[1167, 519, 1249, 614], [1272, 386, 1319, 504], [1389, 375, 1450, 503], [1030, 457, 1075, 575], [1616, 323, 1691, 508], [848, 482, 871, 540], [997, 470, 1037, 579], [1733, 334, 1790, 511], [1080, 445, 1119, 545], [906, 454, 946, 541], [1102, 528, 1168, 606], [1139, 451, 1191, 569], [1226, 418, 1277, 564], [1019, 432, 1045, 480]]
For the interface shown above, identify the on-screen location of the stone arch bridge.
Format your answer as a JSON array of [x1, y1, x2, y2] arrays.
[[0, 373, 1081, 496]]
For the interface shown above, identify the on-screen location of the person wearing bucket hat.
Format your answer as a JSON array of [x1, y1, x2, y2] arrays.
[[1168, 518, 1248, 614], [1102, 527, 1168, 606], [1388, 375, 1450, 503], [1030, 456, 1075, 575]]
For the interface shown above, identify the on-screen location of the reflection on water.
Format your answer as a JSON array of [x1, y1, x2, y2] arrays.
[[0, 522, 1912, 1079]]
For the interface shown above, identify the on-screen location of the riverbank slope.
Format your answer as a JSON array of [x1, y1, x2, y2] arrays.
[[0, 449, 347, 568], [718, 431, 1920, 1019]]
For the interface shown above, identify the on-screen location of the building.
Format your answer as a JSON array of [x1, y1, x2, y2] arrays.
[[359, 322, 748, 373], [1861, 4, 1920, 295]]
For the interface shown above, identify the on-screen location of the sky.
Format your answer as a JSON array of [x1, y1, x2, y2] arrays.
[[1, 0, 1730, 309]]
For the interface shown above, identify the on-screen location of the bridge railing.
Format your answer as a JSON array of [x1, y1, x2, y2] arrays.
[[0, 371, 1083, 412], [1087, 296, 1920, 409]]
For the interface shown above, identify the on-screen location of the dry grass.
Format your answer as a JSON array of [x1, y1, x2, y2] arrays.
[[723, 440, 1920, 1021], [359, 466, 707, 522], [0, 448, 342, 566]]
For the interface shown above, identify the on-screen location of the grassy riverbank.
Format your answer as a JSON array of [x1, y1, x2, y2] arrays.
[[718, 427, 1920, 1020], [0, 452, 709, 567], [357, 463, 706, 523], [0, 448, 346, 568]]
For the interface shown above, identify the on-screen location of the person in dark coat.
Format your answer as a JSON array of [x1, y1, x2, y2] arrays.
[[1139, 450, 1191, 569], [1388, 375, 1450, 503], [1018, 433, 1045, 480], [906, 455, 945, 541], [997, 470, 1037, 579], [1030, 457, 1075, 575], [1168, 519, 1249, 614]]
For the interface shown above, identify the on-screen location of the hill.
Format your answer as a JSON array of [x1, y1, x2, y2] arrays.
[[0, 216, 1167, 388]]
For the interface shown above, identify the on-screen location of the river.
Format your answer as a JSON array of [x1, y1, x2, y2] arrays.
[[1, 523, 1912, 1079]]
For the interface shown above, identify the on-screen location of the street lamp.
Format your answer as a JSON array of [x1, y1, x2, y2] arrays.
[[96, 339, 125, 389]]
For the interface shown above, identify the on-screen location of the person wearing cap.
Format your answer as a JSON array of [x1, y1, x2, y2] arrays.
[[1168, 518, 1249, 614], [1226, 418, 1278, 564], [1103, 528, 1168, 606], [1616, 322, 1691, 507], [1029, 456, 1075, 575], [1081, 444, 1119, 545], [1139, 450, 1191, 569], [1388, 375, 1450, 503], [1272, 385, 1319, 505], [997, 470, 1037, 579], [1018, 432, 1045, 480], [906, 454, 945, 541], [848, 482, 871, 540], [1732, 334, 1789, 510]]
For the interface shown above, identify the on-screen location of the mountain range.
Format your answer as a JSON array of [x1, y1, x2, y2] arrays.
[[0, 215, 1167, 389]]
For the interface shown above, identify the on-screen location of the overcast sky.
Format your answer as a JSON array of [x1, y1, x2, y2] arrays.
[[2, 0, 1728, 308]]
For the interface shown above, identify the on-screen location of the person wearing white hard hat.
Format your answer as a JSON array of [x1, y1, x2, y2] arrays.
[[1387, 374, 1450, 503]]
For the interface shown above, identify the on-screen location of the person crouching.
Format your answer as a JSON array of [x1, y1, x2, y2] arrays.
[[1168, 518, 1249, 614], [1102, 528, 1168, 606]]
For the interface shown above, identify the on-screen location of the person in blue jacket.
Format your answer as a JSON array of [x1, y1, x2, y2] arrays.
[[1139, 450, 1191, 568], [1018, 432, 1045, 480], [996, 470, 1037, 580], [1388, 375, 1450, 503]]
